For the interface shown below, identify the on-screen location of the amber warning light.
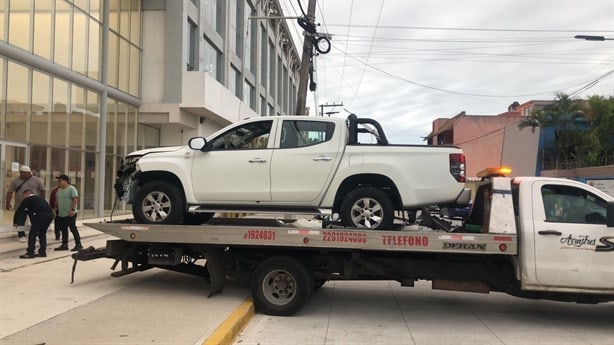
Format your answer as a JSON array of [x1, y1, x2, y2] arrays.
[[477, 166, 512, 178]]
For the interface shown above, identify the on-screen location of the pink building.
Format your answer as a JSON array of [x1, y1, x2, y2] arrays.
[[426, 101, 552, 178]]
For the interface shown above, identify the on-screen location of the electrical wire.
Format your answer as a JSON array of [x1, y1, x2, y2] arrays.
[[347, 0, 385, 107], [324, 23, 613, 34]]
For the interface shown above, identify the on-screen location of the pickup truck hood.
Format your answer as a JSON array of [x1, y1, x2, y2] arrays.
[[127, 146, 185, 157]]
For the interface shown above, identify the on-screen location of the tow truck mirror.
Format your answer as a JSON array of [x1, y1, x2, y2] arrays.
[[188, 137, 207, 151], [607, 201, 614, 228]]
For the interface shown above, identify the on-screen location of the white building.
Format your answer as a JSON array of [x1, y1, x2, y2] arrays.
[[0, 0, 301, 226]]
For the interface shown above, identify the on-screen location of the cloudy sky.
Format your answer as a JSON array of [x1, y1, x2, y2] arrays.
[[280, 0, 614, 144]]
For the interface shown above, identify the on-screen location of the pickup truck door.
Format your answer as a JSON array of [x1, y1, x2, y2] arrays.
[[191, 120, 274, 202], [270, 120, 342, 203], [532, 181, 614, 289]]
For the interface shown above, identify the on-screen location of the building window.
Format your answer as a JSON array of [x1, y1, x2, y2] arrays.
[[204, 38, 221, 82], [268, 40, 275, 98], [230, 66, 241, 98], [260, 26, 268, 90], [243, 80, 255, 110], [247, 3, 256, 73], [187, 19, 197, 71], [204, 0, 224, 35]]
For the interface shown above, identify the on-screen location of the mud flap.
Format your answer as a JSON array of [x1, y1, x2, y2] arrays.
[[204, 248, 227, 297]]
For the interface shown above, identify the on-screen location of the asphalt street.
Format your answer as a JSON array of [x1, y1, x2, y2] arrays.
[[237, 280, 614, 345]]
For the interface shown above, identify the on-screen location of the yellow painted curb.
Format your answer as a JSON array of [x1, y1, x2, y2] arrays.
[[202, 298, 255, 345]]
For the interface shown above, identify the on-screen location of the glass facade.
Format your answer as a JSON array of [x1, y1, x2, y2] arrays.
[[0, 0, 147, 225]]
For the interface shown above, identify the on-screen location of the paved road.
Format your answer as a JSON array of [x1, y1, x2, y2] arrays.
[[236, 280, 614, 345]]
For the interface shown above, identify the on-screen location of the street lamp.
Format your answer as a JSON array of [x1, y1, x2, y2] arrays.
[[574, 35, 614, 41]]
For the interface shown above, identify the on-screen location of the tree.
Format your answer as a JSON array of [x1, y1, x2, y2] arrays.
[[518, 92, 585, 169]]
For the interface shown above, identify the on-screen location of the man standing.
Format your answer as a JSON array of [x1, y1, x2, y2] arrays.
[[54, 174, 83, 252], [13, 190, 53, 258], [5, 166, 46, 241], [48, 182, 60, 240]]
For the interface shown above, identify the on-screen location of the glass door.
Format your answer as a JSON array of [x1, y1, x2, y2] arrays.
[[1, 142, 28, 228]]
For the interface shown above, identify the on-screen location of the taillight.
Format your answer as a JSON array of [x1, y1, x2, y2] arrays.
[[450, 153, 466, 182]]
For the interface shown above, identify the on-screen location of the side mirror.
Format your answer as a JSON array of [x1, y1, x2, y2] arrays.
[[188, 137, 207, 151], [607, 201, 614, 228]]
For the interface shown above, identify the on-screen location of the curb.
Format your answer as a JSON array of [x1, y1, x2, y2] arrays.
[[202, 298, 255, 345]]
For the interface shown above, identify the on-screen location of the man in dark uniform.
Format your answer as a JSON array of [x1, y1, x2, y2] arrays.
[[13, 189, 54, 259]]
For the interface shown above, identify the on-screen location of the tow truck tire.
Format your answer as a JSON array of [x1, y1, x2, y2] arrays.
[[182, 212, 214, 225], [340, 187, 394, 230], [133, 181, 185, 224], [251, 256, 313, 316]]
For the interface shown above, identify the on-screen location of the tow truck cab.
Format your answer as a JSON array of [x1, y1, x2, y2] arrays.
[[467, 168, 614, 296]]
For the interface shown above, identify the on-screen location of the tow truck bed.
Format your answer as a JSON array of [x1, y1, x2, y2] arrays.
[[85, 222, 517, 255]]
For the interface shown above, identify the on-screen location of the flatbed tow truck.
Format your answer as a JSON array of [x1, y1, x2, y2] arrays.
[[74, 169, 614, 315]]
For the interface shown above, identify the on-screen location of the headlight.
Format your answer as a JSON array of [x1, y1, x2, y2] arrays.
[[123, 155, 142, 167]]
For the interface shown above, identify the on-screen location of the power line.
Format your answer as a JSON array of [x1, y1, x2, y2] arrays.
[[333, 45, 614, 98], [324, 23, 614, 34], [347, 0, 385, 107]]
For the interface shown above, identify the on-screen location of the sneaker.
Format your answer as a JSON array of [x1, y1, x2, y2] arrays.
[[70, 245, 84, 252], [19, 253, 36, 259], [54, 245, 69, 251], [35, 253, 47, 257], [19, 237, 26, 243]]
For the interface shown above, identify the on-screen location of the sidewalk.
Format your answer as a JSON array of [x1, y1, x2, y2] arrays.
[[0, 214, 132, 268], [0, 215, 253, 344]]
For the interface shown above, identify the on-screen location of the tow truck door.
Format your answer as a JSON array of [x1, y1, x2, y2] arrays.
[[531, 180, 614, 289]]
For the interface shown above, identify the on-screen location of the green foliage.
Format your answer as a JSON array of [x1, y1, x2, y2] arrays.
[[518, 93, 614, 169]]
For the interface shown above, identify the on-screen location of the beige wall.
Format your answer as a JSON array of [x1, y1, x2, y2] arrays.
[[501, 124, 541, 177]]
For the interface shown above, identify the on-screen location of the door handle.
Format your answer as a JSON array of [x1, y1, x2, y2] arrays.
[[538, 230, 562, 236], [248, 158, 267, 163], [313, 156, 332, 162]]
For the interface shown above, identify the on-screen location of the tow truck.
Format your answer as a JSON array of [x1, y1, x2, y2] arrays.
[[74, 168, 614, 315]]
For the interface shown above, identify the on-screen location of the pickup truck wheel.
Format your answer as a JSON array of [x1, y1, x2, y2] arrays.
[[340, 187, 394, 230], [133, 181, 185, 224], [183, 213, 214, 225], [251, 256, 313, 316]]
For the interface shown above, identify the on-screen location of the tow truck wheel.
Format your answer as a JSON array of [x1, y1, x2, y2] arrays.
[[340, 187, 394, 230], [251, 256, 313, 316], [133, 181, 185, 224]]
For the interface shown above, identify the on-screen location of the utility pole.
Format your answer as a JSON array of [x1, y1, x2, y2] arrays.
[[319, 102, 343, 116], [295, 0, 317, 115]]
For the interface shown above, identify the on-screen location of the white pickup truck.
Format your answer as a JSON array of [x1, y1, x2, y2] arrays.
[[115, 115, 468, 229]]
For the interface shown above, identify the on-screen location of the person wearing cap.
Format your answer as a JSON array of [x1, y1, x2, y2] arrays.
[[5, 166, 46, 241], [13, 189, 53, 258], [53, 174, 83, 252]]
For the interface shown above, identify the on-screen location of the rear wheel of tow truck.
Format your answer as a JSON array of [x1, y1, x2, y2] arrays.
[[340, 187, 394, 230], [251, 256, 313, 316], [182, 212, 214, 225], [133, 181, 185, 224]]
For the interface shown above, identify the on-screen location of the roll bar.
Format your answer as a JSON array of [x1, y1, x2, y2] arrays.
[[346, 114, 389, 145]]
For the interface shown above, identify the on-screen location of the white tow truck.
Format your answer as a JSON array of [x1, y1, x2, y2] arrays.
[[75, 168, 614, 315]]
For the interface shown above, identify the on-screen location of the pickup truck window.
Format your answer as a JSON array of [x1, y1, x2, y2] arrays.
[[280, 120, 335, 149], [210, 120, 273, 151], [542, 185, 607, 224]]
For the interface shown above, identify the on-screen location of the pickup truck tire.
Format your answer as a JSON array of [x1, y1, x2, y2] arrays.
[[340, 187, 394, 230], [251, 256, 314, 316], [133, 181, 185, 224]]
